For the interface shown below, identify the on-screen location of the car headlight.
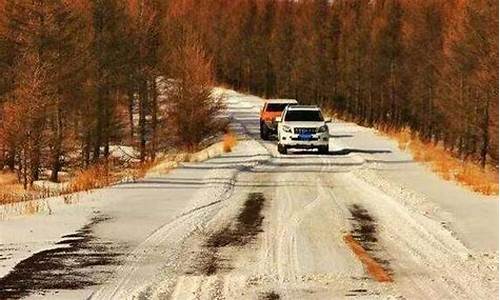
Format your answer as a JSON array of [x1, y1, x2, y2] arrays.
[[282, 125, 292, 133], [318, 125, 328, 133]]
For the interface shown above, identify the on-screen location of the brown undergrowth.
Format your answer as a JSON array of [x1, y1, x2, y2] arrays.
[[0, 160, 158, 206], [223, 131, 238, 153], [1, 126, 238, 208], [326, 111, 498, 196], [0, 135, 234, 206], [380, 126, 498, 196]]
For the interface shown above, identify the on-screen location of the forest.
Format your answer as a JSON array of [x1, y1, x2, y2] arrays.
[[0, 0, 498, 189], [178, 0, 498, 166]]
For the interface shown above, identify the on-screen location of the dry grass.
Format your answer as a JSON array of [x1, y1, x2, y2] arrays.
[[223, 131, 238, 153], [22, 200, 45, 215], [65, 159, 163, 193], [0, 159, 159, 206], [382, 126, 498, 196], [0, 173, 21, 204], [182, 153, 192, 162], [64, 163, 113, 193], [0, 182, 29, 205], [0, 172, 55, 205], [322, 107, 338, 121], [0, 134, 238, 207], [0, 171, 17, 185], [63, 194, 78, 205]]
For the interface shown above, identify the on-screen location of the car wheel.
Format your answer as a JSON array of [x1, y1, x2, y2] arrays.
[[260, 123, 269, 140], [278, 144, 287, 155], [318, 145, 329, 154]]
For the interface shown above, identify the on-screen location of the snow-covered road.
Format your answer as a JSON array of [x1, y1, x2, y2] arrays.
[[0, 89, 498, 299]]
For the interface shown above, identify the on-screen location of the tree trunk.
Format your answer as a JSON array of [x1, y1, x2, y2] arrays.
[[139, 79, 148, 162], [390, 61, 397, 126], [426, 86, 434, 141], [103, 89, 111, 159], [93, 126, 101, 162], [93, 85, 105, 162], [82, 133, 90, 168], [368, 79, 373, 125], [7, 147, 15, 171], [22, 148, 28, 190], [480, 99, 489, 168], [50, 106, 63, 182], [30, 129, 41, 183], [151, 79, 158, 161], [128, 88, 135, 142]]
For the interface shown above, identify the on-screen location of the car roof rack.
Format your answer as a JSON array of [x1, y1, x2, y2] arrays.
[[286, 105, 320, 110], [265, 99, 298, 104]]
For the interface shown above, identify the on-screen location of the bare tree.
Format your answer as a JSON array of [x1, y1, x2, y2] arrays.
[[166, 43, 225, 150]]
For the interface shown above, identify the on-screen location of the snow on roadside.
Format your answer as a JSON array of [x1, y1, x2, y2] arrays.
[[0, 137, 236, 283], [1, 87, 497, 299], [108, 145, 140, 162], [329, 116, 498, 253], [0, 87, 247, 283], [146, 141, 228, 178], [32, 180, 69, 194], [90, 138, 271, 299], [353, 168, 448, 226], [0, 193, 95, 278]]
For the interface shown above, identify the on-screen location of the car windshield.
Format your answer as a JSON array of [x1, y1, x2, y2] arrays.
[[266, 103, 291, 112], [284, 110, 324, 122]]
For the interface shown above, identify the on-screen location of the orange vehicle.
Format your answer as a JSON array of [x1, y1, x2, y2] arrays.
[[259, 99, 298, 140]]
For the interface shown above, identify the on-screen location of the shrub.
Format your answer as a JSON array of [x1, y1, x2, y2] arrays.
[[223, 132, 237, 152], [65, 163, 112, 193], [165, 43, 225, 150]]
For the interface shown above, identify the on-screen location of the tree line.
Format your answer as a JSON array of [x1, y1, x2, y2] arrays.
[[166, 0, 498, 167], [0, 0, 497, 187], [0, 0, 223, 187]]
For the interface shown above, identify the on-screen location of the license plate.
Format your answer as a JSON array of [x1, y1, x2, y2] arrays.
[[298, 134, 312, 140]]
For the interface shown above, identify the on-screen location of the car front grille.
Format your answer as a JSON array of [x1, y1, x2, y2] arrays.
[[291, 137, 319, 141], [294, 127, 317, 134]]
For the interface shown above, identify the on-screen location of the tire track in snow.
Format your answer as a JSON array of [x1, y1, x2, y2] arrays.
[[90, 130, 274, 299], [333, 172, 496, 299], [89, 163, 245, 299], [188, 192, 267, 276]]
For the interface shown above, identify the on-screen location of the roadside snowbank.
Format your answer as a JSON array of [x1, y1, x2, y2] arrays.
[[0, 135, 235, 282], [146, 141, 228, 178]]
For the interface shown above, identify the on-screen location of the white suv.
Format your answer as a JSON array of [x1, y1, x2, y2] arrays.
[[276, 105, 331, 155]]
